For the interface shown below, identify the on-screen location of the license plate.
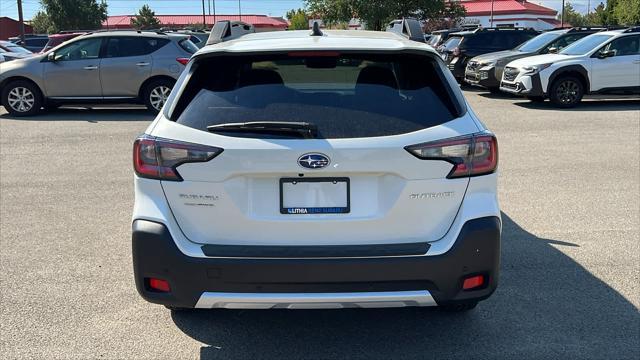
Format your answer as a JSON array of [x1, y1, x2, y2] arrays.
[[280, 177, 350, 214]]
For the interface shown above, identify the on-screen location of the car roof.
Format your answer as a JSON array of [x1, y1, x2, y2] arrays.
[[197, 30, 437, 55]]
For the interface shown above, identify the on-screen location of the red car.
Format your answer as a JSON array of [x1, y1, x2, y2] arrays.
[[41, 33, 85, 53]]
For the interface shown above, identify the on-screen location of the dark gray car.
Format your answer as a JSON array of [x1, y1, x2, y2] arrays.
[[0, 30, 197, 116]]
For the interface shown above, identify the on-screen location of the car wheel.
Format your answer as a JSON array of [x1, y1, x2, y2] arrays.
[[527, 96, 545, 103], [143, 79, 175, 114], [1, 80, 43, 117], [549, 76, 583, 108], [440, 301, 478, 312]]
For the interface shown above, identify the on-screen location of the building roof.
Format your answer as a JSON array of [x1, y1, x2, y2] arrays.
[[461, 0, 557, 16], [103, 15, 288, 29]]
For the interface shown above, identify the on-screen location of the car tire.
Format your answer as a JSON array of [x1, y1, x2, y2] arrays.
[[143, 79, 175, 114], [440, 301, 478, 312], [549, 76, 584, 108], [527, 96, 545, 103], [1, 80, 43, 117]]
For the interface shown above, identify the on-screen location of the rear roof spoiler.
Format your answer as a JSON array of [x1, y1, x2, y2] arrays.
[[386, 18, 425, 43], [206, 20, 255, 45]]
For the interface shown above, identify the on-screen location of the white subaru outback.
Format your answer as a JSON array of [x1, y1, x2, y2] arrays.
[[132, 22, 500, 312], [500, 27, 640, 107]]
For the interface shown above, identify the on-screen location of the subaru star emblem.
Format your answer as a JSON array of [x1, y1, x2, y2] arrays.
[[298, 153, 330, 169]]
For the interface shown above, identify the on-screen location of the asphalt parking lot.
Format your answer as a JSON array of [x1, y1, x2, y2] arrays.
[[1, 92, 638, 359]]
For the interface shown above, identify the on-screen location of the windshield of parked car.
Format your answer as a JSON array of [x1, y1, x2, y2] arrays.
[[516, 32, 562, 52], [172, 53, 465, 139], [4, 44, 32, 53], [560, 34, 613, 55], [428, 35, 441, 46], [441, 36, 461, 51]]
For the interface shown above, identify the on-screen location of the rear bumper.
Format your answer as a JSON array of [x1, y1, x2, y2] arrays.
[[132, 217, 501, 309]]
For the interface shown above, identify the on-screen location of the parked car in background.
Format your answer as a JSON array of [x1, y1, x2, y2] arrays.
[[441, 27, 539, 83], [500, 27, 640, 107], [9, 35, 49, 52], [132, 20, 501, 312], [41, 32, 86, 53], [0, 30, 198, 116], [427, 28, 461, 48], [464, 27, 604, 92], [0, 40, 33, 61], [175, 30, 210, 48]]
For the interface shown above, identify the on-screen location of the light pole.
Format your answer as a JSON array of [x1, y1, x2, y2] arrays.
[[490, 0, 494, 27], [17, 0, 25, 42], [202, 0, 207, 27], [561, 0, 565, 27], [239, 0, 242, 21]]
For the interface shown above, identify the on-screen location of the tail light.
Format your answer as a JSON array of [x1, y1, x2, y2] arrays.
[[133, 135, 223, 181], [452, 47, 461, 57], [176, 57, 189, 65], [405, 133, 498, 178]]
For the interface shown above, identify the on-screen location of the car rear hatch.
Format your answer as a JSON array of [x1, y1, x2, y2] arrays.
[[147, 51, 482, 248]]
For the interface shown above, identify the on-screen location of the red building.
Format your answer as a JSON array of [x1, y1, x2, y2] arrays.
[[103, 15, 288, 32], [460, 0, 560, 30], [0, 17, 34, 40]]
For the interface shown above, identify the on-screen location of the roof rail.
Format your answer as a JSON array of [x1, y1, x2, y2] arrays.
[[386, 18, 425, 43], [623, 26, 640, 33], [206, 20, 255, 45], [87, 29, 166, 35]]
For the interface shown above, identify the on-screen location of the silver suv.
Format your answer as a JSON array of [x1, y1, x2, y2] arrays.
[[0, 30, 197, 116]]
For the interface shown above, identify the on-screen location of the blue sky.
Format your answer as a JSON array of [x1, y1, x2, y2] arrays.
[[0, 0, 603, 20]]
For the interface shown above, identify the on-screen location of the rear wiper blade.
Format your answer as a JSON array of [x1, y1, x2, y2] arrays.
[[207, 121, 318, 139]]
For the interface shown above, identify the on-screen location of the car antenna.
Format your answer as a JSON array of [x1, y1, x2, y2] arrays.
[[310, 21, 323, 36]]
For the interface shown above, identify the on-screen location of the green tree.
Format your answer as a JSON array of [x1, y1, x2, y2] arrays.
[[130, 4, 161, 30], [305, 0, 465, 31], [613, 0, 640, 25], [287, 8, 310, 30], [39, 0, 108, 32], [31, 11, 54, 33], [585, 3, 609, 26], [560, 2, 587, 26]]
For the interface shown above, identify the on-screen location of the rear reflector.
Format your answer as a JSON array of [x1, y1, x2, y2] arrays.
[[133, 135, 223, 181], [405, 133, 498, 178], [148, 278, 171, 292], [462, 275, 485, 290], [176, 57, 190, 65]]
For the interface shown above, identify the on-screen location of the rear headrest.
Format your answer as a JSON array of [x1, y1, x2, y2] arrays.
[[238, 69, 284, 87], [356, 67, 398, 89]]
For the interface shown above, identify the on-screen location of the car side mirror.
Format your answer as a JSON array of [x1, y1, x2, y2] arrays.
[[47, 52, 56, 61], [547, 47, 558, 54], [598, 50, 615, 59]]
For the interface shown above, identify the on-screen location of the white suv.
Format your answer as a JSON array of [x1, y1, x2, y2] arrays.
[[132, 23, 500, 312], [500, 28, 640, 107]]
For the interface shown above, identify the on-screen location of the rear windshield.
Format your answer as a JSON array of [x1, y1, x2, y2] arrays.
[[171, 53, 464, 139], [179, 39, 199, 54]]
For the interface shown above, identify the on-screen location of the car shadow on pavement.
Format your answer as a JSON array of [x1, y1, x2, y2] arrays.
[[513, 99, 640, 112], [0, 106, 154, 122], [171, 213, 639, 359]]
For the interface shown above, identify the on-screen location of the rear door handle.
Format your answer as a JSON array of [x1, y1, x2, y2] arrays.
[[83, 65, 98, 70], [136, 62, 150, 66]]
